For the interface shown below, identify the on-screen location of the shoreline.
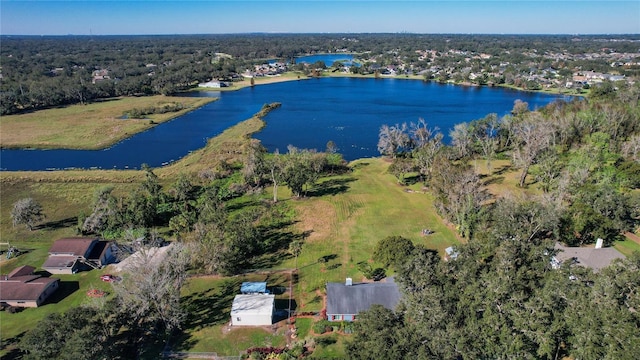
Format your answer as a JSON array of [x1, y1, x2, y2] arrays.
[[195, 70, 584, 97]]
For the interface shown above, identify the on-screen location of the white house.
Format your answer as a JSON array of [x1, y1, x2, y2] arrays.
[[198, 80, 222, 88], [231, 294, 275, 326]]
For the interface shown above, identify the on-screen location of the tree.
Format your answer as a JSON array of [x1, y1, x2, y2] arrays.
[[473, 113, 499, 172], [387, 157, 415, 185], [11, 197, 45, 231], [20, 307, 112, 360], [113, 242, 190, 332], [171, 173, 195, 203], [82, 186, 117, 234], [266, 150, 285, 203], [372, 236, 415, 269], [450, 122, 474, 159], [378, 123, 410, 158], [511, 113, 554, 187], [410, 119, 443, 183], [242, 139, 267, 187], [325, 140, 338, 154], [429, 153, 487, 238], [346, 305, 416, 360]]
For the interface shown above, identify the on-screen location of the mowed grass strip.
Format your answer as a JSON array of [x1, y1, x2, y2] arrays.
[[0, 95, 216, 150]]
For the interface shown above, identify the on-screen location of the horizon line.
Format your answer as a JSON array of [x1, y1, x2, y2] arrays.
[[2, 32, 640, 37]]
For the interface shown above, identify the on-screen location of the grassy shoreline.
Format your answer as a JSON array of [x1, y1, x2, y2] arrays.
[[0, 95, 216, 150]]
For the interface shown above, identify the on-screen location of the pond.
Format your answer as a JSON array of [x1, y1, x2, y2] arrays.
[[0, 77, 566, 171]]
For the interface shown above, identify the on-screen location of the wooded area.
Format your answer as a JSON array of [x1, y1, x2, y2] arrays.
[[2, 34, 639, 115]]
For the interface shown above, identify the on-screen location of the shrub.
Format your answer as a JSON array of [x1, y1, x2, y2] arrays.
[[312, 320, 334, 334]]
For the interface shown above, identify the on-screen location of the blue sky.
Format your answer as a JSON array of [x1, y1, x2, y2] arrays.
[[1, 1, 638, 35]]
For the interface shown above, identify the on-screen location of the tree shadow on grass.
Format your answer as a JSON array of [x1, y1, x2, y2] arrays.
[[171, 278, 242, 351], [34, 217, 77, 231], [0, 331, 26, 360], [183, 278, 240, 330], [481, 175, 505, 186], [306, 177, 356, 197], [492, 163, 513, 175]]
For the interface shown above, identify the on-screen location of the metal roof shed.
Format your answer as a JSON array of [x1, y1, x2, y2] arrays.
[[240, 281, 267, 294], [231, 294, 275, 326]]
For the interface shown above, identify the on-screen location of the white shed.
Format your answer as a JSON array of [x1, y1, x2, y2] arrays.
[[231, 294, 275, 326]]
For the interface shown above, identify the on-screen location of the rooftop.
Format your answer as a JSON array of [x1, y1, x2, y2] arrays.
[[554, 243, 626, 271], [48, 237, 98, 256], [0, 267, 59, 302], [231, 294, 275, 316], [240, 282, 267, 294], [326, 277, 402, 315]]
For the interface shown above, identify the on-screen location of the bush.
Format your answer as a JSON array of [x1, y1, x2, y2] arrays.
[[312, 320, 334, 334]]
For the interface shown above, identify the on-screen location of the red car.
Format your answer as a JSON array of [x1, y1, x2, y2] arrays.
[[100, 274, 120, 282]]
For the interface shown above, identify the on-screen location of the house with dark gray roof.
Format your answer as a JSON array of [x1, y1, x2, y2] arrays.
[[552, 242, 626, 272], [326, 277, 402, 322], [0, 265, 59, 308], [43, 237, 116, 274]]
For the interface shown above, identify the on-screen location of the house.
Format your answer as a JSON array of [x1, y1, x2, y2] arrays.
[[43, 237, 116, 274], [230, 294, 275, 326], [240, 282, 268, 294], [0, 265, 59, 308], [552, 242, 626, 272], [198, 80, 222, 88], [326, 277, 402, 322]]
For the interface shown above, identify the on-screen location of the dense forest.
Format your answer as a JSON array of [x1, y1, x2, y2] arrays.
[[1, 33, 639, 114]]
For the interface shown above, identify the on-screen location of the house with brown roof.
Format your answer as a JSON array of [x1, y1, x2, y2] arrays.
[[43, 237, 116, 274], [0, 265, 59, 308]]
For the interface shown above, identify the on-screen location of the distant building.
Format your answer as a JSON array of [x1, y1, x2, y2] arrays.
[[198, 80, 222, 88], [231, 294, 275, 326], [0, 265, 59, 308], [552, 242, 626, 272], [326, 277, 402, 322]]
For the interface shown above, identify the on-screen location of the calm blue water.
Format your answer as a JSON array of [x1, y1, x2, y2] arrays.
[[0, 78, 564, 171]]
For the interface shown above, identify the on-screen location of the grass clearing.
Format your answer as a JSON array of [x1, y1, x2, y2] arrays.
[[0, 95, 216, 150], [271, 158, 460, 311]]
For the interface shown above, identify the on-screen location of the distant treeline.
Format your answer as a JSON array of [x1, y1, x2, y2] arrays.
[[1, 33, 639, 115]]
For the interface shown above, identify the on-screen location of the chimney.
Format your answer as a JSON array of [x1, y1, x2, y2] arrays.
[[595, 238, 604, 249], [345, 278, 352, 286]]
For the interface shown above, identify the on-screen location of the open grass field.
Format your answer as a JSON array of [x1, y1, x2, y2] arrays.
[[0, 95, 216, 150]]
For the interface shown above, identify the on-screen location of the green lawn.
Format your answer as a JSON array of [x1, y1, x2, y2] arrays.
[[0, 96, 216, 150], [278, 158, 460, 310]]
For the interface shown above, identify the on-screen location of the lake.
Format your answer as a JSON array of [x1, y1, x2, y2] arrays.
[[0, 77, 565, 171]]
